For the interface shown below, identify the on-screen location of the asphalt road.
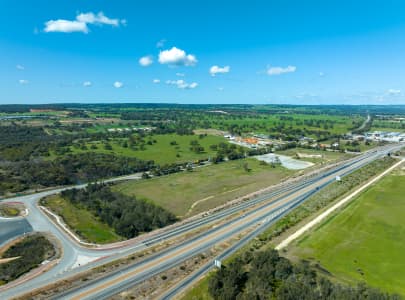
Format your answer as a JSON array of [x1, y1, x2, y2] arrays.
[[0, 218, 32, 248], [0, 143, 402, 299]]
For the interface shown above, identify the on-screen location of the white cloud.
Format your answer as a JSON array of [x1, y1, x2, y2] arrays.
[[158, 47, 197, 66], [166, 79, 198, 89], [267, 65, 296, 75], [44, 11, 124, 33], [83, 81, 92, 87], [113, 81, 124, 88], [188, 82, 198, 89], [176, 72, 185, 77], [387, 89, 401, 95], [139, 55, 153, 67], [76, 12, 122, 26], [16, 64, 25, 70], [209, 65, 230, 76], [153, 79, 160, 84], [156, 39, 166, 48], [44, 20, 88, 33], [19, 79, 29, 85]]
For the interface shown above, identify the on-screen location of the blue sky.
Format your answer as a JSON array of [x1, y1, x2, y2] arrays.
[[1, 0, 405, 104]]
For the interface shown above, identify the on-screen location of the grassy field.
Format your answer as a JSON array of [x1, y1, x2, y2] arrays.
[[181, 274, 213, 300], [371, 119, 405, 132], [112, 159, 292, 217], [288, 168, 405, 296], [69, 134, 227, 165], [206, 113, 362, 136], [42, 195, 123, 244]]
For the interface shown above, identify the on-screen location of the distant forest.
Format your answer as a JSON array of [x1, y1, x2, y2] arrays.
[[2, 103, 405, 115]]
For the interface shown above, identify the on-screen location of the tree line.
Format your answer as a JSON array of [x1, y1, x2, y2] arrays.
[[60, 183, 177, 238]]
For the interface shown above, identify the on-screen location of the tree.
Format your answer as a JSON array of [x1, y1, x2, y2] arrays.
[[141, 172, 150, 179], [243, 162, 251, 172]]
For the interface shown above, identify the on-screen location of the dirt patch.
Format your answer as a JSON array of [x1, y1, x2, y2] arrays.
[[193, 129, 227, 136], [297, 152, 323, 159], [0, 257, 20, 264]]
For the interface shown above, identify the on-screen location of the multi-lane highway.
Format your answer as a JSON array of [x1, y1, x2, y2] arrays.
[[57, 145, 401, 300], [0, 143, 402, 299]]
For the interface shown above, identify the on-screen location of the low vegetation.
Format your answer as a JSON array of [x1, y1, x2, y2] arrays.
[[68, 134, 228, 165], [288, 169, 405, 296], [371, 118, 405, 132], [113, 158, 291, 217], [0, 234, 56, 285], [0, 204, 21, 217]]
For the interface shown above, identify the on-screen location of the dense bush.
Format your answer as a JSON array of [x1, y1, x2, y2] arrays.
[[0, 153, 154, 195], [209, 249, 399, 300], [61, 183, 177, 238], [0, 234, 55, 285]]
